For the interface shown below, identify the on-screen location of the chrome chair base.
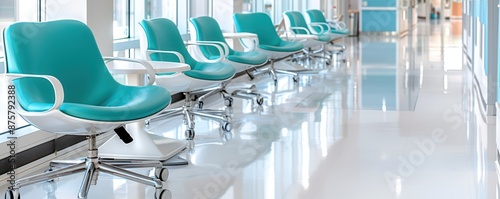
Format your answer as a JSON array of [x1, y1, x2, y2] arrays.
[[247, 59, 316, 85], [194, 82, 264, 108], [148, 93, 232, 140], [5, 135, 168, 199], [231, 87, 265, 106], [292, 48, 333, 66]]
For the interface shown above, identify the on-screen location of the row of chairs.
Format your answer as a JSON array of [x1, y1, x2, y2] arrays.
[[3, 10, 348, 199]]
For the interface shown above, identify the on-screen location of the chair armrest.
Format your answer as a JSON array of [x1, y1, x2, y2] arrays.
[[327, 19, 346, 30], [222, 32, 257, 39], [289, 27, 311, 34], [146, 50, 185, 63], [223, 32, 259, 52], [335, 21, 347, 30], [4, 74, 64, 113], [185, 41, 227, 63], [103, 57, 157, 85], [326, 19, 338, 23], [309, 22, 331, 34], [278, 30, 298, 41]]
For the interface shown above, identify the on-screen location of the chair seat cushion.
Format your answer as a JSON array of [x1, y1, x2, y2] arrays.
[[316, 34, 333, 42], [259, 40, 303, 52], [330, 29, 350, 35], [227, 51, 268, 65], [26, 85, 171, 122], [183, 62, 235, 81]]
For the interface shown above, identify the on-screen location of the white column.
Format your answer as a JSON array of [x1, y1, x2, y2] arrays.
[[87, 0, 113, 57], [488, 0, 498, 117], [44, 0, 114, 57], [213, 0, 241, 33], [212, 0, 245, 51]]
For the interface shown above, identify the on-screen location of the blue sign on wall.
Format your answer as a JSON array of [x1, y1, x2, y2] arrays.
[[361, 10, 397, 32]]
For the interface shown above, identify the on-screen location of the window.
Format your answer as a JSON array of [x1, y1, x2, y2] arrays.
[[243, 0, 254, 12], [0, 0, 39, 134], [145, 0, 177, 21], [0, 0, 39, 59], [113, 0, 130, 39], [264, 0, 274, 21], [190, 0, 212, 18]]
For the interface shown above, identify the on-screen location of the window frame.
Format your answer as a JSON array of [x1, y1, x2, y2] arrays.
[[113, 0, 132, 40]]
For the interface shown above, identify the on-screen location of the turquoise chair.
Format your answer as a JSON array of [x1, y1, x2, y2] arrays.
[[189, 16, 267, 106], [305, 9, 349, 50], [283, 11, 335, 64], [3, 20, 170, 199], [233, 12, 309, 84], [305, 9, 350, 35], [139, 18, 234, 139]]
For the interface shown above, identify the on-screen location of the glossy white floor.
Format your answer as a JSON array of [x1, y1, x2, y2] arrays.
[[3, 20, 498, 199]]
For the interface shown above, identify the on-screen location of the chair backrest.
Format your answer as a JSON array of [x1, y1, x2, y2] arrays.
[[139, 18, 197, 67], [233, 12, 283, 47], [283, 11, 310, 34], [306, 9, 329, 33], [189, 16, 235, 58], [3, 20, 121, 109]]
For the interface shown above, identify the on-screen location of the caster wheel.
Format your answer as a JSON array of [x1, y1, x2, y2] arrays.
[[221, 122, 232, 132], [224, 97, 233, 107], [185, 129, 195, 140], [293, 76, 299, 82], [5, 189, 20, 199], [155, 189, 172, 199], [198, 101, 204, 109], [154, 168, 169, 182], [221, 132, 233, 143], [44, 168, 55, 182], [256, 96, 264, 106]]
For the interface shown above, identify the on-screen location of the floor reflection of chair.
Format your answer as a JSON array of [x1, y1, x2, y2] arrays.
[[164, 120, 278, 199]]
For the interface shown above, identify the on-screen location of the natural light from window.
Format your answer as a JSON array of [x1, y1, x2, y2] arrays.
[[0, 0, 38, 58]]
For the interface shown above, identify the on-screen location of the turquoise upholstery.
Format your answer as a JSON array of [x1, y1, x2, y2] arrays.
[[259, 41, 303, 52], [316, 34, 333, 42], [233, 12, 304, 52], [227, 51, 268, 65], [186, 62, 235, 81], [306, 9, 349, 35], [3, 20, 171, 121], [284, 11, 333, 42], [189, 16, 268, 65], [284, 11, 311, 34], [139, 18, 235, 81], [189, 16, 235, 58]]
